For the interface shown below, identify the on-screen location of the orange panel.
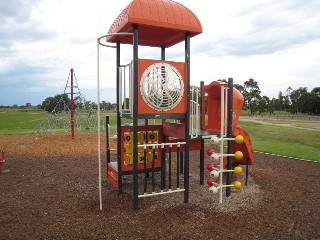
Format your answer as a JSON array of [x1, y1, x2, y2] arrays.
[[137, 59, 187, 114], [202, 81, 244, 132], [232, 125, 254, 165], [106, 0, 203, 47]]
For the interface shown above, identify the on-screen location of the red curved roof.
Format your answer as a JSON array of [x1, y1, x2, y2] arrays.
[[106, 0, 203, 47]]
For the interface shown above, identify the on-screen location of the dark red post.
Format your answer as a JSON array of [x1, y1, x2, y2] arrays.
[[70, 68, 75, 139]]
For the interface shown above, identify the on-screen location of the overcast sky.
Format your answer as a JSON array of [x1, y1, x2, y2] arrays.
[[1, 0, 319, 106]]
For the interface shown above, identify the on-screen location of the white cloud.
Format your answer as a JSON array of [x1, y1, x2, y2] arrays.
[[0, 0, 319, 105]]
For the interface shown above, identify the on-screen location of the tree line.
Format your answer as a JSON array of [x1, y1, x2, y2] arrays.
[[37, 79, 319, 115], [234, 79, 320, 115], [40, 94, 116, 113]]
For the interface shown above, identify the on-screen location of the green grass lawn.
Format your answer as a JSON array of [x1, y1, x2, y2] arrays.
[[239, 120, 320, 161], [0, 108, 48, 134], [1, 108, 319, 161]]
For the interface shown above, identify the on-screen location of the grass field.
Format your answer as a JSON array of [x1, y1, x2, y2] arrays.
[[1, 108, 319, 161], [0, 108, 48, 135], [239, 119, 320, 161]]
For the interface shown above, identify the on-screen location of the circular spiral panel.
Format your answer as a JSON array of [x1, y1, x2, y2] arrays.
[[140, 63, 184, 112]]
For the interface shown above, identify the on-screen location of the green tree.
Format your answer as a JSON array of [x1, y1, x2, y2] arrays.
[[257, 96, 268, 114], [310, 87, 320, 114], [234, 83, 244, 95], [100, 101, 107, 111], [122, 98, 130, 110], [243, 78, 261, 115], [268, 97, 276, 114], [289, 87, 308, 114], [106, 102, 114, 111], [42, 94, 70, 113], [276, 91, 284, 111]]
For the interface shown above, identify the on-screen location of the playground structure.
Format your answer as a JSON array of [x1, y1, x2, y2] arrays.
[[97, 0, 254, 210], [15, 69, 97, 146]]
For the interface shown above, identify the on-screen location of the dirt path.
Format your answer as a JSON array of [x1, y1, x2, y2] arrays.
[[1, 134, 319, 239], [240, 117, 320, 131]]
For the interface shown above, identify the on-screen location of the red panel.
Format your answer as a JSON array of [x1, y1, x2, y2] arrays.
[[163, 122, 185, 139], [107, 163, 119, 187], [164, 138, 202, 152]]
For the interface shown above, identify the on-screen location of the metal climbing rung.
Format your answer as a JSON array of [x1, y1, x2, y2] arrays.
[[138, 141, 186, 199]]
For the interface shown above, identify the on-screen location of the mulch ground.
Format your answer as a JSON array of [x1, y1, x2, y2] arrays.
[[0, 133, 319, 240]]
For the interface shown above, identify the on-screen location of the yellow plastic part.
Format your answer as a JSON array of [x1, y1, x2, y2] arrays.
[[138, 132, 146, 143], [235, 135, 244, 144], [126, 153, 158, 164], [124, 154, 133, 164], [138, 153, 145, 164], [234, 151, 243, 160], [147, 131, 158, 143], [124, 132, 133, 143], [234, 166, 243, 175], [125, 144, 144, 154], [234, 181, 242, 189], [146, 152, 157, 162]]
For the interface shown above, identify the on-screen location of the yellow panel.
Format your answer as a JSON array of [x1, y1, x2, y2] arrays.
[[125, 153, 150, 165], [146, 145, 154, 152], [124, 154, 133, 165], [125, 143, 145, 154], [147, 131, 158, 143], [138, 153, 145, 164], [124, 132, 133, 143], [146, 152, 157, 162], [138, 131, 146, 143]]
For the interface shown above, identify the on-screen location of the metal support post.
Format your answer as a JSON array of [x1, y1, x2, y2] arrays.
[[226, 78, 233, 197]]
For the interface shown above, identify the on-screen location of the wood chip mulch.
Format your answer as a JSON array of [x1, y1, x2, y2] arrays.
[[0, 133, 319, 239]]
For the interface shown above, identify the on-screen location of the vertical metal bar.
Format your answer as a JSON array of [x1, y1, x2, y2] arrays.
[[184, 33, 191, 203], [152, 147, 156, 192], [116, 41, 122, 194], [176, 145, 180, 188], [96, 40, 102, 210], [245, 157, 249, 186], [106, 115, 110, 163], [180, 151, 183, 174], [123, 65, 126, 110], [190, 86, 194, 134], [196, 86, 199, 137], [219, 86, 225, 203], [226, 78, 234, 196], [143, 147, 147, 193], [169, 145, 172, 190], [161, 45, 166, 188], [129, 62, 133, 113], [161, 45, 165, 60], [133, 25, 139, 210], [199, 81, 204, 185], [160, 144, 165, 190], [119, 68, 122, 114]]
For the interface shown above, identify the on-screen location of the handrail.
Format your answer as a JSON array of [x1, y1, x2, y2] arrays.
[[97, 32, 134, 48]]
